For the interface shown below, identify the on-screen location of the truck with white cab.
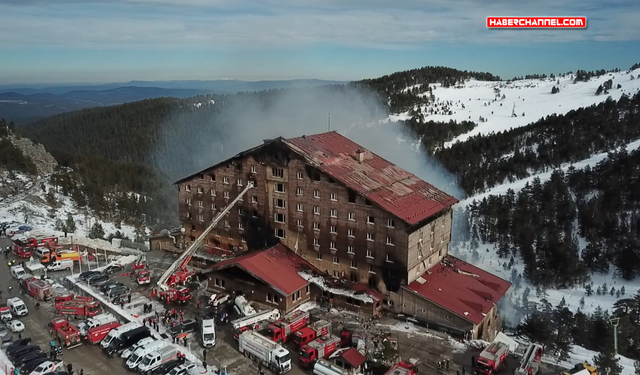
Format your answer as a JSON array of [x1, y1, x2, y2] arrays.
[[238, 330, 292, 374], [136, 345, 180, 374], [7, 297, 28, 316], [202, 318, 216, 347], [77, 313, 117, 336]]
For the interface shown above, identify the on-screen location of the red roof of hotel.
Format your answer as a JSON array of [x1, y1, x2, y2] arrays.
[[204, 244, 315, 296], [284, 132, 458, 225], [405, 256, 511, 325]]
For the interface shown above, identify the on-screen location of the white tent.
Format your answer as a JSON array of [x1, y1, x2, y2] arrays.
[[493, 332, 519, 353]]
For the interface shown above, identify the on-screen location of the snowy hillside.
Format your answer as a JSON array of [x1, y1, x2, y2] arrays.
[[0, 170, 146, 248], [389, 67, 640, 146], [451, 137, 640, 319]]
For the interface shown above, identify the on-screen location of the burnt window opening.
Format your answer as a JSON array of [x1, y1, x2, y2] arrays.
[[365, 199, 372, 206], [272, 168, 284, 178], [199, 174, 204, 180], [347, 190, 357, 203], [210, 174, 215, 181], [328, 177, 335, 183], [313, 174, 321, 181], [236, 163, 243, 172]]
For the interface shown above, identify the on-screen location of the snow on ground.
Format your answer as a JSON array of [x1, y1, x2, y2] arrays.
[[0, 347, 15, 375], [551, 345, 636, 375], [457, 138, 640, 207], [386, 68, 640, 145], [298, 272, 373, 303], [0, 173, 146, 248], [376, 321, 443, 341]]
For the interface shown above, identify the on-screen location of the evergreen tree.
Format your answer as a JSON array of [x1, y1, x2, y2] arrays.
[[621, 286, 626, 295], [65, 213, 77, 233], [593, 347, 623, 375], [88, 223, 105, 239], [579, 297, 585, 309], [586, 284, 593, 296]]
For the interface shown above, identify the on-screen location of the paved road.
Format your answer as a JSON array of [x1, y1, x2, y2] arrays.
[[1, 236, 126, 375]]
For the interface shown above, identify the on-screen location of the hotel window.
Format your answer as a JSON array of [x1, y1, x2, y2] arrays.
[[313, 238, 319, 246], [223, 191, 229, 198], [199, 174, 204, 180], [275, 228, 286, 239], [313, 206, 320, 215], [316, 252, 323, 260], [313, 222, 320, 231], [330, 209, 337, 218], [214, 279, 225, 288], [330, 193, 337, 201], [297, 171, 304, 179], [198, 215, 204, 222], [238, 208, 243, 215], [215, 230, 220, 237], [275, 213, 286, 223], [365, 199, 372, 206], [272, 168, 284, 178], [368, 265, 375, 274], [185, 184, 191, 192], [314, 190, 320, 199], [197, 201, 203, 207], [330, 242, 336, 250], [386, 236, 394, 245], [266, 293, 276, 303], [275, 198, 286, 209], [367, 216, 375, 224], [251, 196, 258, 203], [347, 246, 355, 254], [250, 165, 256, 173], [237, 179, 243, 186], [387, 219, 395, 228], [296, 188, 303, 196], [386, 254, 393, 262], [210, 189, 216, 196], [238, 222, 244, 230], [333, 257, 339, 264], [347, 229, 355, 238], [275, 183, 285, 193], [330, 226, 337, 234], [297, 219, 303, 227], [350, 260, 357, 269], [197, 187, 204, 194], [366, 233, 374, 241], [348, 212, 355, 221], [223, 177, 229, 184], [366, 249, 373, 258], [297, 204, 304, 212], [210, 174, 215, 181], [210, 203, 216, 210], [185, 198, 192, 206]]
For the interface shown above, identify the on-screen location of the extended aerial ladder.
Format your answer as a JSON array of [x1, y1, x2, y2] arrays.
[[157, 181, 254, 292], [515, 343, 543, 375]]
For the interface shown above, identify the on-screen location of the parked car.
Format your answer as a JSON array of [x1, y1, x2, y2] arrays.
[[107, 285, 131, 299], [6, 338, 31, 352], [168, 319, 198, 339], [151, 360, 182, 375], [100, 281, 125, 294], [14, 351, 46, 366], [9, 345, 39, 359], [103, 265, 124, 275], [208, 293, 231, 307], [87, 274, 110, 286], [6, 319, 25, 333], [18, 357, 49, 374], [78, 271, 101, 281]]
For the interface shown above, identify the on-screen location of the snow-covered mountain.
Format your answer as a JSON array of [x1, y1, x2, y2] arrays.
[[389, 67, 640, 147]]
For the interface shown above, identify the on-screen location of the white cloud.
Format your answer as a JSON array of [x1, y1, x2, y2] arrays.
[[0, 0, 638, 49]]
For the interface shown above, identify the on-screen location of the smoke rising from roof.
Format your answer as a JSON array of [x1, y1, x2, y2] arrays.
[[153, 84, 464, 200]]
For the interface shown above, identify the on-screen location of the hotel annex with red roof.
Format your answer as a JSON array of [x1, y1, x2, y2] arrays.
[[175, 131, 510, 340]]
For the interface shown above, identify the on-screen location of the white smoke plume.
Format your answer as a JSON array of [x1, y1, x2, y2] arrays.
[[153, 84, 465, 200]]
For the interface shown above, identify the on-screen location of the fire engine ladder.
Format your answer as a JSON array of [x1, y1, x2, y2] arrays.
[[516, 343, 541, 374], [156, 181, 254, 291]]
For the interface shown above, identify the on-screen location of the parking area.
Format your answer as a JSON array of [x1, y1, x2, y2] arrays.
[[2, 235, 567, 375]]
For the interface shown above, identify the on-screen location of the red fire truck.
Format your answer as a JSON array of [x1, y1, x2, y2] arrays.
[[475, 342, 510, 375], [24, 278, 52, 301], [55, 299, 103, 319], [49, 317, 82, 348], [298, 335, 340, 368], [263, 310, 310, 344], [86, 321, 121, 344], [155, 285, 191, 304], [384, 360, 419, 375], [12, 240, 32, 258], [294, 319, 331, 348]]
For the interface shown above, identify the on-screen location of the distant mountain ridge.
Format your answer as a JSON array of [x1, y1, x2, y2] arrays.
[[0, 79, 346, 123]]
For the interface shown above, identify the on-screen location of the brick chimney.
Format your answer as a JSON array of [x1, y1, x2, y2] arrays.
[[356, 148, 365, 162]]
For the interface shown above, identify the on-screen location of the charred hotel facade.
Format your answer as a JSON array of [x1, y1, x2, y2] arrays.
[[173, 131, 511, 341]]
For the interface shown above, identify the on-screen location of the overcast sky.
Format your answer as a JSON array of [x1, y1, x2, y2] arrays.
[[1, 0, 639, 84]]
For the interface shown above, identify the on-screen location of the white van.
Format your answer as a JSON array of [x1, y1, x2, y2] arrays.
[[78, 313, 117, 336], [121, 337, 155, 359], [7, 297, 29, 317], [10, 266, 26, 279], [125, 339, 167, 370], [100, 321, 142, 349], [47, 259, 74, 272], [34, 247, 50, 259], [202, 318, 215, 347]]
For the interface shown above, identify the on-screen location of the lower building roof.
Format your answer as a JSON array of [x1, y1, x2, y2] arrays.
[[203, 243, 316, 296], [405, 255, 511, 325]]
